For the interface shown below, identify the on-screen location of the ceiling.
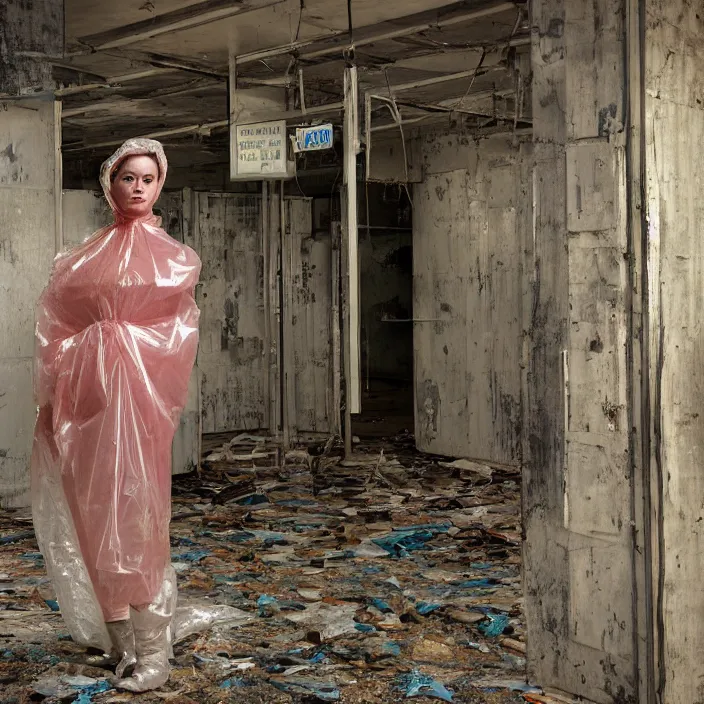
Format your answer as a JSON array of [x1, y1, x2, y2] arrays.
[[56, 0, 531, 182]]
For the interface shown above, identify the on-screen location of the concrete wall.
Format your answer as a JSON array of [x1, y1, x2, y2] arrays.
[[524, 1, 636, 701], [413, 130, 530, 465], [0, 101, 59, 508], [645, 3, 704, 701]]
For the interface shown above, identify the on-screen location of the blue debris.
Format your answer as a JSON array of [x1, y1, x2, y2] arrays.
[[27, 646, 60, 665], [220, 678, 246, 689], [453, 578, 497, 589], [174, 549, 211, 563], [370, 598, 394, 614], [382, 642, 402, 657], [396, 670, 454, 702], [308, 651, 328, 664], [372, 525, 450, 557], [45, 599, 60, 612], [19, 552, 44, 564], [416, 602, 443, 616], [257, 594, 280, 617], [478, 612, 510, 638], [0, 530, 35, 545], [354, 623, 377, 634], [237, 493, 269, 506], [173, 537, 197, 546], [73, 680, 112, 704], [270, 678, 340, 701]]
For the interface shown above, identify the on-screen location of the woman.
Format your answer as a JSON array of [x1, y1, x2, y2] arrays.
[[31, 139, 200, 692]]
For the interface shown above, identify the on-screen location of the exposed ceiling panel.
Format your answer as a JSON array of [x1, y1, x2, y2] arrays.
[[59, 0, 531, 178]]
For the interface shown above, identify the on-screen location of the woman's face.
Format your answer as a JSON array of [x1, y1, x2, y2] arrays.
[[110, 154, 160, 218]]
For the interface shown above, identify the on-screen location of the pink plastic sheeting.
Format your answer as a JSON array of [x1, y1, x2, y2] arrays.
[[31, 139, 200, 647]]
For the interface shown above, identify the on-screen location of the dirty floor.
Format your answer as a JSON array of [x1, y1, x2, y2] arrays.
[[0, 430, 539, 704]]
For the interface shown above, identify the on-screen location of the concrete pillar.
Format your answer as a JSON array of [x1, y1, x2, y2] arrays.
[[0, 0, 64, 96], [644, 3, 704, 702], [526, 1, 704, 702], [0, 0, 63, 507], [524, 0, 639, 701]]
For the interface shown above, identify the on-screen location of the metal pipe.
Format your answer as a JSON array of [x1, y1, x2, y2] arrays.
[[343, 65, 361, 416]]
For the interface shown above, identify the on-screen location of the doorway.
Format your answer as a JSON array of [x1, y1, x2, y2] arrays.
[[355, 183, 414, 440]]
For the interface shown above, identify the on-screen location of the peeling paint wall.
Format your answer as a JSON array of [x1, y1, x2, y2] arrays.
[[194, 193, 267, 433], [413, 131, 530, 465], [287, 198, 336, 434], [645, 4, 704, 702], [524, 1, 636, 702], [193, 192, 335, 436], [0, 101, 58, 508]]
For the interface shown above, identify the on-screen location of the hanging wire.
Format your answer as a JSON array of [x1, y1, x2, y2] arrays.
[[295, 0, 305, 42], [347, 0, 353, 43]]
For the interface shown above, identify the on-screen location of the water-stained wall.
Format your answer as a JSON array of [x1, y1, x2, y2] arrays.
[[413, 131, 531, 465], [524, 1, 636, 701], [0, 101, 59, 508], [645, 3, 704, 701]]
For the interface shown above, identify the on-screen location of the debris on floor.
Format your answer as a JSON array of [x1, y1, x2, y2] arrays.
[[0, 432, 536, 703]]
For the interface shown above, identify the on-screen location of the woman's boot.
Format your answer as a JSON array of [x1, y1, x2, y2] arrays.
[[115, 566, 177, 693], [106, 620, 136, 678]]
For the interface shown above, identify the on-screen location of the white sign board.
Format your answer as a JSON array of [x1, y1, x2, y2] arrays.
[[233, 120, 289, 179]]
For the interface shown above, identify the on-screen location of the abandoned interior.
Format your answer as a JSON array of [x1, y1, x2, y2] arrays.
[[1, 0, 702, 702]]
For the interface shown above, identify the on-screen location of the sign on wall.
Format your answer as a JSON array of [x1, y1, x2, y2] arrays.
[[293, 124, 334, 153], [233, 120, 290, 179]]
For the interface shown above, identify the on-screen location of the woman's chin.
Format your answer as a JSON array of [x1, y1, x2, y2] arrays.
[[122, 205, 152, 219]]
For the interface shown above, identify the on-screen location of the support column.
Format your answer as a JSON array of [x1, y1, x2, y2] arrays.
[[524, 0, 642, 701], [0, 0, 64, 507], [0, 0, 63, 97], [644, 3, 704, 702]]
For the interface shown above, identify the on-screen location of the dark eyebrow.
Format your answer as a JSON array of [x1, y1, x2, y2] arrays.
[[120, 170, 157, 178]]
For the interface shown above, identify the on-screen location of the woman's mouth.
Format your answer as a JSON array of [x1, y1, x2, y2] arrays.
[[131, 197, 146, 203]]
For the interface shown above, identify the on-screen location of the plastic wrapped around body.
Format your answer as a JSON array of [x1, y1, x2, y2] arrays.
[[31, 139, 201, 652]]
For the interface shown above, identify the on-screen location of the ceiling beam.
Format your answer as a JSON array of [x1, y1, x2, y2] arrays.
[[371, 65, 505, 95], [63, 101, 345, 153], [237, 1, 517, 65], [63, 119, 230, 152], [55, 67, 178, 97], [74, 0, 287, 53]]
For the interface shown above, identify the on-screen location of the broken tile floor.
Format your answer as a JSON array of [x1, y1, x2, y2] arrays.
[[0, 431, 542, 704]]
